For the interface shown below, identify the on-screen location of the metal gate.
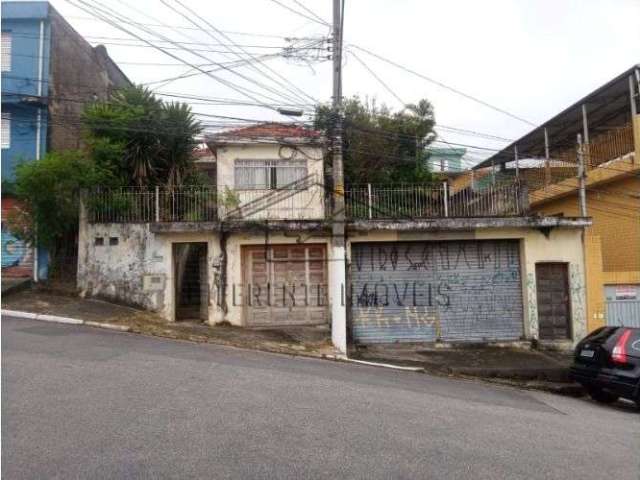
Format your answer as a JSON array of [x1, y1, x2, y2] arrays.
[[605, 284, 640, 328], [350, 240, 524, 343]]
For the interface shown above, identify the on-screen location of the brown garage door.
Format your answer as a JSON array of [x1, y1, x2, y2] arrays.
[[536, 263, 571, 340], [243, 244, 327, 326]]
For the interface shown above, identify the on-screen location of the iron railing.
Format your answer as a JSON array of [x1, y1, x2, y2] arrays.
[[86, 180, 527, 224], [345, 181, 527, 219]]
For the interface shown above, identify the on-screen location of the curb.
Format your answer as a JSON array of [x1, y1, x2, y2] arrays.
[[1, 309, 131, 332]]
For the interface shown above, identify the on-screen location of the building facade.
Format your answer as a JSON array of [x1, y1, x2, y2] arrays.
[[77, 123, 591, 352], [474, 65, 640, 331], [1, 1, 130, 280]]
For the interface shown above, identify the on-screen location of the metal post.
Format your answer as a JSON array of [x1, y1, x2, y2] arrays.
[[514, 145, 519, 178], [443, 181, 449, 217], [367, 183, 372, 219], [577, 134, 587, 217], [491, 159, 496, 186], [330, 0, 347, 354], [544, 127, 550, 187], [582, 104, 590, 171], [631, 75, 638, 117], [155, 185, 160, 222]]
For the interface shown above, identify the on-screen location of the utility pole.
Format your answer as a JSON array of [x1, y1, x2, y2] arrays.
[[330, 0, 347, 354], [577, 133, 587, 217]]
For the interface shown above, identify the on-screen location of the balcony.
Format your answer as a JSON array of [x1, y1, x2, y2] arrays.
[[85, 180, 528, 225]]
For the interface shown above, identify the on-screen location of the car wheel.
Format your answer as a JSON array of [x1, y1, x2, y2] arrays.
[[588, 388, 619, 404]]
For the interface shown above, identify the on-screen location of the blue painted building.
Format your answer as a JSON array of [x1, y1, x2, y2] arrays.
[[1, 1, 129, 280], [1, 1, 50, 180]]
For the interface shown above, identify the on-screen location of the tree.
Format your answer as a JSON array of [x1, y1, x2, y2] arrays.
[[314, 96, 436, 184], [6, 151, 115, 253], [83, 85, 202, 187]]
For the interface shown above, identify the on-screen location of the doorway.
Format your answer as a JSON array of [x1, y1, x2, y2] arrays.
[[535, 262, 571, 340], [173, 242, 208, 322]]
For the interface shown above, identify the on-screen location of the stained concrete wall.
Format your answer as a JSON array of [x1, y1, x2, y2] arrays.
[[78, 220, 587, 343], [78, 222, 221, 323], [48, 7, 130, 152]]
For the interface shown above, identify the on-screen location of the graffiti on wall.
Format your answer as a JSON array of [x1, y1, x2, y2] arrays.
[[1, 198, 33, 277], [350, 241, 525, 340], [570, 263, 587, 339], [526, 272, 538, 338]]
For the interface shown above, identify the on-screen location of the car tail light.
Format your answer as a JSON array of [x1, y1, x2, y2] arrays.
[[612, 329, 632, 364]]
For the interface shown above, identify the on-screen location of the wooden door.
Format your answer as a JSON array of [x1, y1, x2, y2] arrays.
[[536, 263, 571, 340]]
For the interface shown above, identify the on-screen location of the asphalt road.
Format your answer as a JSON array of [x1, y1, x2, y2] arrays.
[[2, 316, 639, 479]]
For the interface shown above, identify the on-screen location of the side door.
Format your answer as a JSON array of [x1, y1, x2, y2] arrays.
[[536, 263, 571, 340]]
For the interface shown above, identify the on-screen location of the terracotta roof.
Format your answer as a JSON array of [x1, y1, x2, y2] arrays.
[[210, 122, 322, 140]]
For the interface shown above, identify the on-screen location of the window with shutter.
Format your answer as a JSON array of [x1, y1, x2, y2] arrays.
[[1, 113, 10, 149], [1, 32, 11, 72]]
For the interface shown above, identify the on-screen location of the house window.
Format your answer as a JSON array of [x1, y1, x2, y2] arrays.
[[234, 159, 308, 190], [1, 112, 10, 149], [109, 237, 119, 246], [1, 31, 11, 72]]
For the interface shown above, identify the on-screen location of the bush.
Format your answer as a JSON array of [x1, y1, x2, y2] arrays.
[[8, 150, 116, 251]]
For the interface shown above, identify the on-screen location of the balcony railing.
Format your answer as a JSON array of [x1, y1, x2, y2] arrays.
[[345, 182, 527, 219], [85, 180, 527, 224]]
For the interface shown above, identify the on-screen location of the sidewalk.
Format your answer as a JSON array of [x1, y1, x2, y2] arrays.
[[352, 343, 583, 395], [2, 288, 337, 359], [3, 287, 584, 396]]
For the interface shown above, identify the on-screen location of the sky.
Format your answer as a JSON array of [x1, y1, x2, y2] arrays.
[[40, 0, 640, 165]]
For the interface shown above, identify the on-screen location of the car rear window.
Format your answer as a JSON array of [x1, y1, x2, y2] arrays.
[[627, 329, 640, 358]]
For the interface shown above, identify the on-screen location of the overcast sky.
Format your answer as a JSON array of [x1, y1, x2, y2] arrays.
[[46, 0, 640, 165]]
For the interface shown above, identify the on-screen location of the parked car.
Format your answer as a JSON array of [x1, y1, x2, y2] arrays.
[[570, 327, 640, 406]]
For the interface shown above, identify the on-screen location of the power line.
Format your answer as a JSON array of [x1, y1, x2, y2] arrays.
[[291, 0, 330, 26], [349, 44, 537, 127], [63, 14, 300, 38], [65, 0, 307, 112], [268, 0, 331, 26], [162, 0, 319, 105]]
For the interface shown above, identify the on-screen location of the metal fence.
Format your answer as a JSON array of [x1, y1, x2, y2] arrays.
[[345, 181, 526, 219], [86, 180, 527, 224], [86, 187, 217, 223]]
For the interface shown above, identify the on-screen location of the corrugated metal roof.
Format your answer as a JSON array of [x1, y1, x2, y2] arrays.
[[474, 64, 640, 169]]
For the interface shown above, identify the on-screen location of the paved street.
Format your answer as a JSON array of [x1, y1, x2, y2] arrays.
[[2, 316, 638, 479]]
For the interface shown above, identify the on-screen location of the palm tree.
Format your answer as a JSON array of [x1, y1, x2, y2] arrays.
[[158, 102, 201, 189]]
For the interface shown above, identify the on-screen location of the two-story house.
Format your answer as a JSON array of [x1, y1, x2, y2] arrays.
[[78, 120, 593, 353], [1, 1, 129, 280]]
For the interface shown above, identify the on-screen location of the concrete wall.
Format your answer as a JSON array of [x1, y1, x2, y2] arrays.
[[78, 222, 221, 323], [48, 7, 129, 152], [78, 220, 587, 343], [216, 143, 325, 220], [347, 226, 587, 343]]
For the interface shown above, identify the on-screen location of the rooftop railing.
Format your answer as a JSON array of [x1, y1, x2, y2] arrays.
[[85, 179, 527, 224]]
